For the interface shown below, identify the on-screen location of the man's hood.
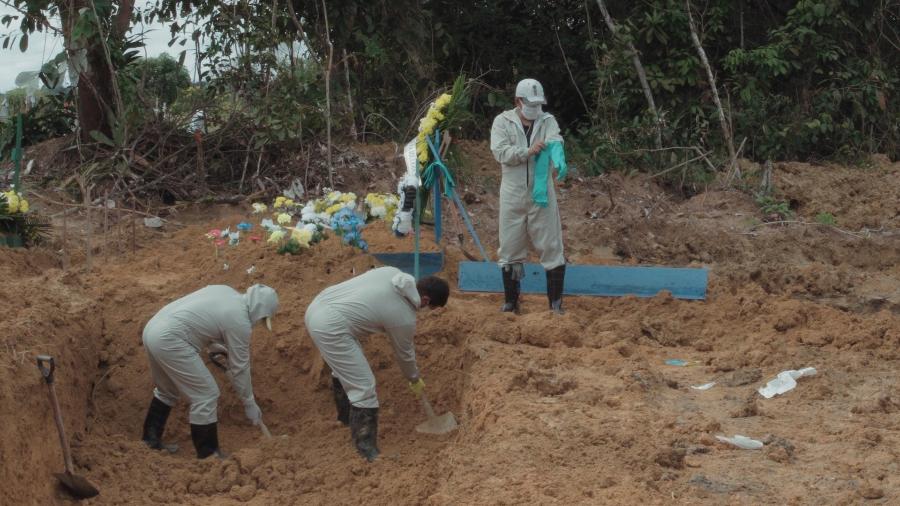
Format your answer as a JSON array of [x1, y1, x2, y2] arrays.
[[391, 272, 421, 309], [245, 284, 279, 322]]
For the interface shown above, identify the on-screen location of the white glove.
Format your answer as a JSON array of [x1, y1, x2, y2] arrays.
[[243, 398, 262, 425]]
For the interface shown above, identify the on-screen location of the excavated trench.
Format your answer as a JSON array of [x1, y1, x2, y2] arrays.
[[4, 157, 900, 504]]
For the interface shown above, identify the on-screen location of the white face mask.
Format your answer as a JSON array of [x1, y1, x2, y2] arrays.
[[520, 103, 542, 121]]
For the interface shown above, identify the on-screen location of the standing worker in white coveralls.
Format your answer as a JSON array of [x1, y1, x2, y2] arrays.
[[140, 284, 279, 458], [304, 267, 450, 462], [491, 78, 567, 314]]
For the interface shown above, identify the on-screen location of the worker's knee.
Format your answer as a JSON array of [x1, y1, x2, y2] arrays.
[[189, 394, 219, 425], [153, 388, 179, 407]]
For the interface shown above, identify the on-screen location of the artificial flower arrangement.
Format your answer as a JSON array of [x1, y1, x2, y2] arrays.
[[2, 188, 47, 247], [364, 193, 399, 223], [330, 207, 368, 251], [414, 75, 471, 171]]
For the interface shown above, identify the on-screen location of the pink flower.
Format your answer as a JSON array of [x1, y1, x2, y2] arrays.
[[214, 239, 226, 247], [249, 235, 261, 243], [206, 228, 222, 239]]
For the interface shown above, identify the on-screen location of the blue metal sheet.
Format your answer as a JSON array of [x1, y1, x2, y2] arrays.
[[458, 262, 708, 300], [373, 253, 444, 278]]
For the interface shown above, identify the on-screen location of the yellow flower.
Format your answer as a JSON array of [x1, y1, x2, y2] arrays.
[[277, 213, 292, 225], [291, 228, 313, 247], [274, 196, 286, 208], [325, 203, 344, 215], [268, 230, 286, 243], [436, 93, 452, 109], [4, 191, 19, 214], [18, 199, 28, 213], [252, 202, 268, 213], [284, 199, 295, 207]]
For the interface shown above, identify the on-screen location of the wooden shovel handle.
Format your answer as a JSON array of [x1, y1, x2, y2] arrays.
[[419, 394, 437, 419], [37, 356, 75, 474]]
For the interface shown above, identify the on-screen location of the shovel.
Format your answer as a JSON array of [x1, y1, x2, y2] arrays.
[[36, 355, 99, 500], [208, 351, 271, 439], [415, 393, 458, 435]]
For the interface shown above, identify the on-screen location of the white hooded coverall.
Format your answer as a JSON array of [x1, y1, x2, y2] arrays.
[[490, 108, 565, 271], [305, 267, 421, 409], [142, 284, 278, 424]]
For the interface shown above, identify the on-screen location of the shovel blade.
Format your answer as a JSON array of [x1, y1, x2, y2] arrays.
[[415, 412, 458, 435], [55, 471, 99, 499]]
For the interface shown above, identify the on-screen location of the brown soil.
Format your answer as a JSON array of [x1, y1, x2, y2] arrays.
[[2, 146, 900, 505]]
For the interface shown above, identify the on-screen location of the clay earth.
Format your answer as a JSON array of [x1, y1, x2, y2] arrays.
[[2, 144, 899, 505]]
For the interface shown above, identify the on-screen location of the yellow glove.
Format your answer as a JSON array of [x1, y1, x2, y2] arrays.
[[408, 378, 426, 398]]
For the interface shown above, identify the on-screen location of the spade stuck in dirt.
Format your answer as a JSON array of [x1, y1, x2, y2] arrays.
[[37, 356, 99, 500], [416, 394, 458, 434]]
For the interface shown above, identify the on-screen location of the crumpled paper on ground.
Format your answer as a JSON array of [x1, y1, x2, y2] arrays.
[[716, 435, 763, 449], [757, 367, 817, 398]]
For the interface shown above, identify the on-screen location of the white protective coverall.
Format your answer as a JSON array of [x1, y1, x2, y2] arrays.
[[142, 284, 278, 424], [304, 267, 421, 409], [490, 108, 565, 270]]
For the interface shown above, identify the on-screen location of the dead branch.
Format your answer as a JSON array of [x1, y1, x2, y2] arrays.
[[595, 0, 663, 150], [322, 0, 335, 188], [685, 0, 738, 178], [554, 25, 591, 118]]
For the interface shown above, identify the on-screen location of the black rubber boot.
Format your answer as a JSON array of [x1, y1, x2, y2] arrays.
[[141, 397, 174, 451], [190, 422, 222, 459], [332, 377, 351, 426], [500, 266, 521, 313], [349, 406, 379, 462], [547, 265, 566, 314]]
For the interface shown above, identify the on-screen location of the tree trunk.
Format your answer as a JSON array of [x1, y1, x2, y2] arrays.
[[685, 0, 739, 179], [595, 0, 663, 150], [58, 0, 131, 142]]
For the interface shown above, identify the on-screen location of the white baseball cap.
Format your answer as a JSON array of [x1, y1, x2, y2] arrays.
[[515, 78, 546, 105]]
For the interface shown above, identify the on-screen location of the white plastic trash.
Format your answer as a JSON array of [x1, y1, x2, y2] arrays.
[[757, 367, 817, 399], [691, 382, 716, 391], [716, 435, 763, 450], [143, 217, 163, 228]]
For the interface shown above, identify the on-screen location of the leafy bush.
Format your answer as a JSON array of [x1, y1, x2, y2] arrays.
[[815, 212, 837, 226]]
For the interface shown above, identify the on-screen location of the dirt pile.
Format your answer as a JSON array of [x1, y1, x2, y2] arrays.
[[2, 146, 900, 504]]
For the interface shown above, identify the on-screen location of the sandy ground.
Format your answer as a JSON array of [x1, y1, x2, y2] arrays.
[[2, 145, 900, 505]]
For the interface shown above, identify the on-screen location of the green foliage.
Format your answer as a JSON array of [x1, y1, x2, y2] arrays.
[[136, 53, 192, 106], [815, 212, 837, 226], [0, 93, 76, 159], [277, 238, 304, 255], [1, 193, 50, 247], [3, 0, 896, 189], [756, 195, 792, 220], [723, 0, 899, 161]]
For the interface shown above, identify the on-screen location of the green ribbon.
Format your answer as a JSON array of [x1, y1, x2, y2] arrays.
[[421, 130, 455, 197]]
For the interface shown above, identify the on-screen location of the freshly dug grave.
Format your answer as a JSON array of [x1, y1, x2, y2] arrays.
[[2, 150, 899, 505]]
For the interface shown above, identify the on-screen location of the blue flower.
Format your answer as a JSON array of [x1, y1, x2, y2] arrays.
[[237, 221, 252, 231]]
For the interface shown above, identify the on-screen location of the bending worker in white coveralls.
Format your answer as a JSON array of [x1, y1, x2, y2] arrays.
[[491, 78, 567, 314], [140, 284, 279, 458], [305, 267, 450, 462]]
